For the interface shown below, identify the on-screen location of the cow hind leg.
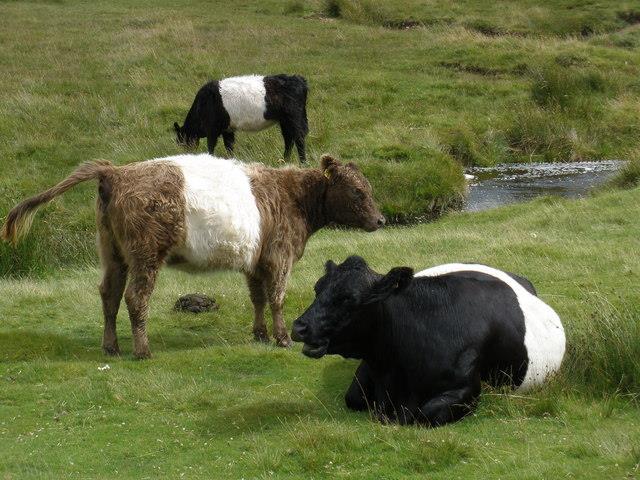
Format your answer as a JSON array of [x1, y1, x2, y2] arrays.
[[293, 116, 307, 164], [418, 349, 481, 427], [222, 131, 235, 155], [98, 231, 128, 356], [418, 377, 481, 427], [246, 273, 269, 343], [279, 122, 294, 161], [345, 362, 375, 411], [292, 111, 308, 163], [124, 262, 160, 359], [294, 134, 306, 164]]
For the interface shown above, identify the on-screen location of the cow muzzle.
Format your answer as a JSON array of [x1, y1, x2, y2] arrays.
[[291, 319, 307, 342], [301, 342, 328, 359], [292, 313, 329, 358], [363, 215, 386, 232]]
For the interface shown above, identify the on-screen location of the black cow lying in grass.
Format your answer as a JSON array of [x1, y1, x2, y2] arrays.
[[174, 74, 309, 163], [291, 256, 566, 427]]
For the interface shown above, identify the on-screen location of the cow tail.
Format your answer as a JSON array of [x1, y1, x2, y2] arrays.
[[1, 160, 114, 245]]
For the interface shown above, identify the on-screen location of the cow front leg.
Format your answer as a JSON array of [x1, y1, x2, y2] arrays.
[[265, 265, 292, 347], [418, 379, 481, 427], [345, 361, 375, 411], [245, 273, 269, 343], [206, 131, 220, 154]]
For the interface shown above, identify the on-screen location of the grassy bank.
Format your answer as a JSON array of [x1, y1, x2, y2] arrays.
[[1, 0, 640, 273], [1, 187, 639, 478]]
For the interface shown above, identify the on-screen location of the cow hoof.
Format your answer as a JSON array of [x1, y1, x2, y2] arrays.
[[102, 344, 120, 356], [275, 335, 292, 348], [253, 331, 270, 343], [133, 349, 152, 360]]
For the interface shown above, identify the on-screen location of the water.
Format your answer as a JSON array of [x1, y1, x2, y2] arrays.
[[464, 161, 625, 212]]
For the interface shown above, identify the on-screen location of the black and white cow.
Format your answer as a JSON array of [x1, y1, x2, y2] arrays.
[[173, 74, 309, 163], [291, 256, 566, 427]]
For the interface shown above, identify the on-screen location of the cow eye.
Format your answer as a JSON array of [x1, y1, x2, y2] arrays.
[[339, 295, 355, 307], [352, 188, 365, 200]]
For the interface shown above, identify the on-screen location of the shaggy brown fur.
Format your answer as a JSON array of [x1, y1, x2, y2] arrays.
[[94, 161, 186, 358], [1, 155, 383, 357], [2, 160, 186, 359]]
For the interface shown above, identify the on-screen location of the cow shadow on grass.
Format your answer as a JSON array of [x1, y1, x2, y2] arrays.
[[318, 357, 360, 400], [197, 399, 324, 436], [0, 324, 244, 363], [317, 358, 373, 420], [0, 330, 100, 362], [194, 360, 362, 436]]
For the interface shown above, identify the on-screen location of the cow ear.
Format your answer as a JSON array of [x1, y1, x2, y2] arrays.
[[320, 154, 341, 179], [325, 259, 337, 273], [363, 267, 413, 304], [346, 162, 360, 172], [173, 122, 180, 132]]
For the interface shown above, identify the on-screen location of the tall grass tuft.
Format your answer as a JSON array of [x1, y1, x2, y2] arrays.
[[283, 0, 305, 15], [566, 293, 640, 394], [321, 0, 387, 24], [361, 153, 465, 222], [530, 65, 610, 111], [608, 151, 640, 189], [505, 107, 592, 162], [445, 127, 483, 167]]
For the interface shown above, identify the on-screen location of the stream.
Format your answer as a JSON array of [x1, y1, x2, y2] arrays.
[[464, 160, 625, 212]]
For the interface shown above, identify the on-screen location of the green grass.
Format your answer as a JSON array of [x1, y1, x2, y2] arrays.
[[2, 0, 640, 274], [316, 0, 640, 37], [1, 2, 639, 475], [2, 187, 640, 478]]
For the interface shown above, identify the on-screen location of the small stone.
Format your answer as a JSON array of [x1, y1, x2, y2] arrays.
[[174, 293, 219, 313]]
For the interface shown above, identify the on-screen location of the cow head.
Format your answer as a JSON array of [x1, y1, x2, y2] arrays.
[[291, 256, 413, 359], [173, 122, 200, 150], [321, 155, 385, 232]]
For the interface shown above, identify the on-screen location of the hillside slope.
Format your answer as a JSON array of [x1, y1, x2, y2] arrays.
[[1, 0, 638, 274]]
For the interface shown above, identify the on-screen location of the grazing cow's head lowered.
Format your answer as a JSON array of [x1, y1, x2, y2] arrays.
[[291, 256, 413, 358], [173, 122, 200, 150], [321, 156, 385, 232]]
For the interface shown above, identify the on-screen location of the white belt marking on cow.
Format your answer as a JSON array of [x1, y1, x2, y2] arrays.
[[219, 75, 275, 132], [167, 153, 261, 271], [415, 263, 565, 391]]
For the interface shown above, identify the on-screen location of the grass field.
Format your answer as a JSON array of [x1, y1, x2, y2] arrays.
[[1, 0, 640, 478], [2, 0, 640, 275], [2, 187, 640, 479]]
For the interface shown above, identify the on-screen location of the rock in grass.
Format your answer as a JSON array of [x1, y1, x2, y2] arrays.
[[174, 293, 218, 313]]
